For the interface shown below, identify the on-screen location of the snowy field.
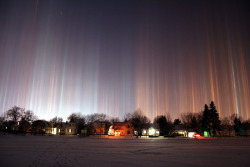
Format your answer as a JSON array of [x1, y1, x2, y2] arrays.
[[0, 135, 250, 167]]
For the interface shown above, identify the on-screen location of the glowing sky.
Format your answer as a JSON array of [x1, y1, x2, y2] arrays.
[[0, 0, 250, 121]]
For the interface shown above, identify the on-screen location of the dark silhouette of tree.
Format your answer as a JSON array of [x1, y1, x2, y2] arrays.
[[68, 113, 80, 123], [21, 110, 37, 123], [76, 117, 86, 134], [126, 109, 150, 136], [181, 112, 194, 130], [173, 119, 181, 125], [241, 121, 249, 136], [191, 116, 198, 132], [220, 117, 234, 136], [196, 112, 204, 133], [202, 101, 221, 136], [6, 106, 24, 122], [209, 101, 221, 136], [68, 113, 86, 134], [202, 104, 211, 133], [85, 113, 111, 135], [0, 115, 6, 131], [233, 114, 242, 136], [154, 114, 172, 136], [110, 117, 120, 124], [50, 116, 63, 126], [181, 112, 202, 133]]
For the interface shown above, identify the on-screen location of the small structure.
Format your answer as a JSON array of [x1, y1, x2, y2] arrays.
[[108, 122, 133, 136], [32, 120, 50, 134], [142, 124, 160, 137], [11, 120, 31, 133], [172, 130, 188, 137], [170, 124, 188, 137], [92, 122, 106, 135], [53, 122, 77, 135], [64, 122, 77, 135]]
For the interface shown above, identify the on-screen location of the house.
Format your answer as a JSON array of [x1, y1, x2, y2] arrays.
[[92, 122, 106, 135], [142, 124, 160, 137], [170, 124, 188, 137], [11, 120, 31, 133], [108, 122, 133, 136], [32, 120, 50, 134], [220, 124, 235, 137], [52, 122, 77, 135], [64, 122, 77, 135]]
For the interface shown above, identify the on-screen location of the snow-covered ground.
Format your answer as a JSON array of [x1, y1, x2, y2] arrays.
[[0, 134, 250, 167]]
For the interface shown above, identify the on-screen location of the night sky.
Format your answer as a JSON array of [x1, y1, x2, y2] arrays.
[[0, 0, 250, 121]]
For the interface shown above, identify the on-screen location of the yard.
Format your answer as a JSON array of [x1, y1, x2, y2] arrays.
[[0, 134, 250, 167]]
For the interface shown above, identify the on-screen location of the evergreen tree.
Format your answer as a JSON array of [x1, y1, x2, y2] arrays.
[[202, 104, 210, 133], [202, 101, 221, 136], [233, 115, 241, 136], [154, 114, 172, 136], [191, 116, 198, 132], [209, 101, 221, 136]]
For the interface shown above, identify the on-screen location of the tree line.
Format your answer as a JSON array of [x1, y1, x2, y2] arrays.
[[0, 101, 249, 136]]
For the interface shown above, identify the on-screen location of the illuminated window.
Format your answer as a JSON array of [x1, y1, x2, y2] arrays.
[[58, 129, 60, 133], [69, 129, 72, 133]]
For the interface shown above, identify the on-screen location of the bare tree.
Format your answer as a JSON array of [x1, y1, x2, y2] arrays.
[[110, 117, 120, 124], [7, 106, 24, 122], [21, 110, 37, 123], [50, 116, 63, 126], [181, 112, 193, 130], [68, 113, 81, 123], [128, 109, 151, 136]]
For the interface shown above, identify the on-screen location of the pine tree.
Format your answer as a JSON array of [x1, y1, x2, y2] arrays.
[[233, 115, 241, 136], [209, 101, 221, 136], [202, 104, 210, 133]]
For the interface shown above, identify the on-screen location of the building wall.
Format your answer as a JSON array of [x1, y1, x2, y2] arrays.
[[114, 122, 133, 136]]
